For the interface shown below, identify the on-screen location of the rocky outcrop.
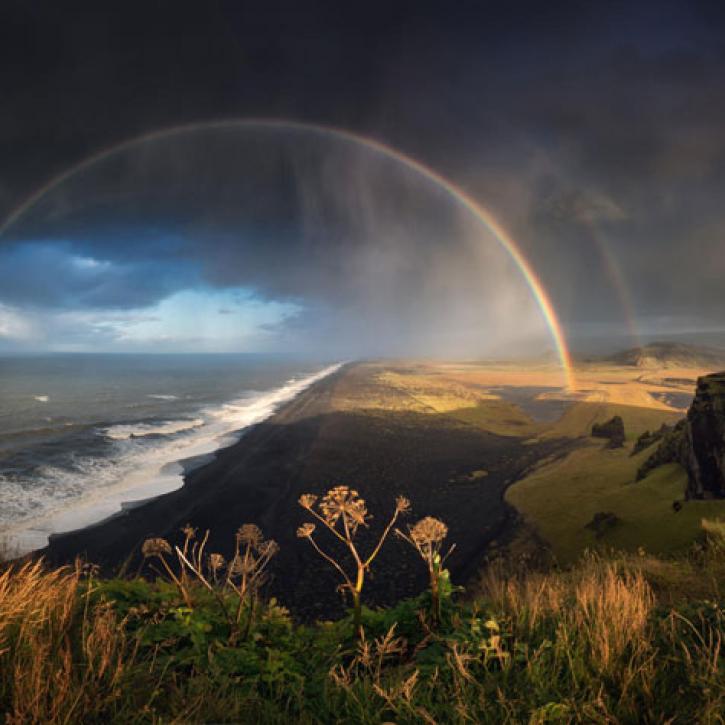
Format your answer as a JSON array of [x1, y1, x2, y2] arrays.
[[636, 419, 688, 480], [631, 423, 672, 456], [638, 372, 725, 498], [592, 416, 625, 448], [584, 511, 620, 538], [685, 373, 725, 497]]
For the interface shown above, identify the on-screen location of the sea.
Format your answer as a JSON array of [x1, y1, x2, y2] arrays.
[[0, 354, 340, 555]]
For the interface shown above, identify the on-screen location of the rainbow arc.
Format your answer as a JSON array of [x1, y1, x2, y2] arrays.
[[0, 119, 576, 390]]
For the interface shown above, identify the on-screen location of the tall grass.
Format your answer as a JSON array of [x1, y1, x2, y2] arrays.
[[0, 544, 723, 722], [0, 559, 137, 723]]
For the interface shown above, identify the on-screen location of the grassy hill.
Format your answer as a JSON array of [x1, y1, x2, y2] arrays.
[[507, 439, 725, 563]]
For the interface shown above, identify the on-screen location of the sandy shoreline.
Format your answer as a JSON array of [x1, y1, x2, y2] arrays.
[[43, 363, 574, 618]]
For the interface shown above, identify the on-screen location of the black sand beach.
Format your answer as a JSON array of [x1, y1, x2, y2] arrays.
[[44, 363, 572, 619]]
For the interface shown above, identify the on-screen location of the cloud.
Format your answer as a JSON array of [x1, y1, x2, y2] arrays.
[[0, 241, 197, 309], [4, 21, 725, 354], [0, 129, 552, 356], [0, 304, 34, 340]]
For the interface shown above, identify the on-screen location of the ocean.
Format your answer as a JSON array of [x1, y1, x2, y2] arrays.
[[0, 354, 339, 555]]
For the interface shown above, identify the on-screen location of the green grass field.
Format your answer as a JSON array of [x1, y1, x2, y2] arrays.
[[507, 433, 725, 563]]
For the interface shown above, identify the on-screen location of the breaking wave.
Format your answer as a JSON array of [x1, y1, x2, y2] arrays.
[[1, 363, 342, 555]]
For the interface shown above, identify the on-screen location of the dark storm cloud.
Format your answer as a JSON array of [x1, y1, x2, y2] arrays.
[[0, 241, 197, 309], [2, 0, 725, 351]]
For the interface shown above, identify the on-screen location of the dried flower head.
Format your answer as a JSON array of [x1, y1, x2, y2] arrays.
[[142, 537, 172, 558], [297, 522, 316, 538], [229, 555, 255, 576], [299, 493, 318, 509], [396, 496, 412, 514], [259, 540, 280, 557], [409, 517, 448, 546], [208, 553, 225, 571], [236, 524, 263, 547], [319, 485, 368, 530], [181, 524, 197, 540]]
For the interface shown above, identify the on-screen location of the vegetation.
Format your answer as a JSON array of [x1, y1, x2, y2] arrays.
[[1, 491, 724, 723], [297, 486, 410, 632], [507, 438, 725, 563]]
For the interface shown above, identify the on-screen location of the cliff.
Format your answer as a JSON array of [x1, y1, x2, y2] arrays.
[[638, 372, 725, 498]]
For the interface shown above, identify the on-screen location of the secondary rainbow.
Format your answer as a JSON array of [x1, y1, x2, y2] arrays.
[[0, 119, 576, 389]]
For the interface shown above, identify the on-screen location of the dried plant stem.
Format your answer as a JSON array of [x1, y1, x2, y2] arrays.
[[298, 487, 410, 633]]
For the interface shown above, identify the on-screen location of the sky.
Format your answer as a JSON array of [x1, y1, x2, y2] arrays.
[[1, 0, 725, 356]]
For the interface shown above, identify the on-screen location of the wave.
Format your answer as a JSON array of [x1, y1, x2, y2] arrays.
[[147, 394, 178, 400], [101, 418, 205, 440], [34, 395, 49, 403], [2, 363, 342, 555]]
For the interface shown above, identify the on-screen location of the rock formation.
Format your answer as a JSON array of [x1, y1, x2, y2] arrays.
[[584, 511, 620, 538], [591, 415, 625, 448], [638, 372, 725, 498], [685, 373, 725, 497], [631, 423, 672, 456]]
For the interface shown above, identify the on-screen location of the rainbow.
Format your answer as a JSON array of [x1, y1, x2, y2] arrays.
[[0, 119, 575, 389], [586, 224, 642, 350]]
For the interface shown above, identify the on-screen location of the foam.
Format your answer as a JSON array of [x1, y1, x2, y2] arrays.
[[2, 363, 341, 555], [102, 418, 205, 440]]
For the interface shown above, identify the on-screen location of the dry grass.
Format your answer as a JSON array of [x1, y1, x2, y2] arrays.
[[0, 559, 135, 724], [480, 556, 655, 674]]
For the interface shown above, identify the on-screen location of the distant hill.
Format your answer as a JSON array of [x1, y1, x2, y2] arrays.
[[596, 341, 725, 369]]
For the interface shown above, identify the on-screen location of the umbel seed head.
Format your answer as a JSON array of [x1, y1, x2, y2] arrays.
[[142, 538, 172, 557], [208, 553, 225, 571], [298, 494, 318, 509], [319, 485, 368, 528], [236, 524, 263, 547], [396, 496, 412, 514], [410, 517, 448, 545], [297, 522, 316, 538]]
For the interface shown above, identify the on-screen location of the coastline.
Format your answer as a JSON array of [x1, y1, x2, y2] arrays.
[[6, 362, 342, 557], [42, 363, 348, 565], [43, 362, 573, 618]]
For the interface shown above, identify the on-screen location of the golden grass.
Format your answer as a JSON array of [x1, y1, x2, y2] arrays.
[[336, 359, 697, 440], [0, 542, 723, 722], [480, 556, 655, 675], [0, 559, 134, 724]]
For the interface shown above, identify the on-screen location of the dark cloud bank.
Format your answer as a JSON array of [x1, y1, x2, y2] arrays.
[[2, 0, 725, 355]]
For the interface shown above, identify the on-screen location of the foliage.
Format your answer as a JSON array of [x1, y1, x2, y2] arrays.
[[140, 522, 278, 642], [1, 544, 724, 723]]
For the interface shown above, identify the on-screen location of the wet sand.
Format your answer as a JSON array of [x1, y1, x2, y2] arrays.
[[44, 363, 573, 619]]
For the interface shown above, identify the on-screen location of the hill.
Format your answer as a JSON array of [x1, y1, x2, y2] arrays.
[[601, 341, 725, 369]]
